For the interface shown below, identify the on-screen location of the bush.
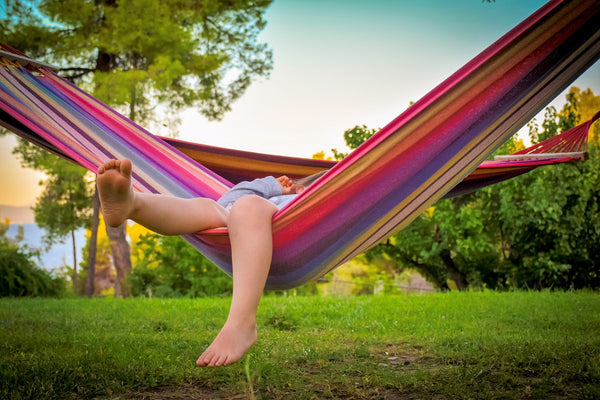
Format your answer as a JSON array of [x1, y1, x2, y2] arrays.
[[129, 233, 232, 297], [0, 241, 65, 297]]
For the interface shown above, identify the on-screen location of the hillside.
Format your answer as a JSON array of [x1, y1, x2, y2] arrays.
[[0, 205, 35, 224]]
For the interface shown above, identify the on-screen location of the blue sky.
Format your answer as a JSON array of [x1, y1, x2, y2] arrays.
[[1, 0, 599, 206]]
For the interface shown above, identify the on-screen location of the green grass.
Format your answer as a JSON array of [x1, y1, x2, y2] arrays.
[[1, 292, 599, 399]]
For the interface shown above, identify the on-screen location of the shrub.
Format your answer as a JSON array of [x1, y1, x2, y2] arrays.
[[129, 233, 232, 297], [0, 241, 65, 297]]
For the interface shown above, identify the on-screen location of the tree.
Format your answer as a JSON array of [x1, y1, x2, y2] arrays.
[[78, 214, 124, 296], [564, 87, 600, 146], [493, 89, 600, 289], [84, 189, 100, 297], [2, 0, 273, 296], [12, 141, 92, 291], [394, 88, 599, 290], [340, 87, 600, 291], [1, 0, 273, 124], [319, 125, 379, 161]]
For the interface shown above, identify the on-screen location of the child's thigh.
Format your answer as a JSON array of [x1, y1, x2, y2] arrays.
[[228, 195, 278, 223]]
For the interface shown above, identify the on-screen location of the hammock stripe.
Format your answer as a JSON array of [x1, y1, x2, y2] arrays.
[[1, 0, 599, 289]]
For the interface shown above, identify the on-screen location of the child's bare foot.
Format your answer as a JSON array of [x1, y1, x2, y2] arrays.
[[97, 159, 135, 227], [196, 320, 257, 367]]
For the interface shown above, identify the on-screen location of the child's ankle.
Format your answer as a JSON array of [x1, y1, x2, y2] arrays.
[[128, 192, 143, 220], [225, 315, 256, 331]]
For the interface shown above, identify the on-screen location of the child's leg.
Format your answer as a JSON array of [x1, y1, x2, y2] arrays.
[[99, 160, 274, 367], [97, 159, 228, 234], [197, 195, 278, 367]]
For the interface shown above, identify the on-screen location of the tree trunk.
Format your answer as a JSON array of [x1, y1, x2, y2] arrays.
[[416, 265, 450, 292], [106, 222, 132, 297], [95, 45, 133, 298], [382, 243, 448, 291], [71, 229, 77, 292], [440, 250, 468, 291], [85, 188, 100, 297]]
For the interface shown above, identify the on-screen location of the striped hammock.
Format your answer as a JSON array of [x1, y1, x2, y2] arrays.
[[1, 0, 599, 289], [158, 119, 596, 199]]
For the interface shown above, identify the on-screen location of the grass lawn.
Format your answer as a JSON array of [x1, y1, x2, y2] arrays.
[[1, 291, 599, 399]]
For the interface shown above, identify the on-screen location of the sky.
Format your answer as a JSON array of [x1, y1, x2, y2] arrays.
[[1, 0, 599, 207]]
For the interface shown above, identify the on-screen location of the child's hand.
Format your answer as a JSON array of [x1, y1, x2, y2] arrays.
[[277, 176, 296, 195]]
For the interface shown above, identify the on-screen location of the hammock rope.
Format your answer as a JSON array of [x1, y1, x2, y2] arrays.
[[1, 0, 599, 289]]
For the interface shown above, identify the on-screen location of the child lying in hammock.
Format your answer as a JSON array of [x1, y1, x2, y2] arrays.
[[96, 159, 325, 367]]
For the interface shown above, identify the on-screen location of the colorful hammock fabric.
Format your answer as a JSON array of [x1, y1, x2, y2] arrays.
[[158, 122, 594, 199], [1, 0, 599, 289]]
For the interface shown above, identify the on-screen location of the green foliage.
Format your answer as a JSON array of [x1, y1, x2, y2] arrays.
[[347, 87, 600, 291], [13, 140, 92, 249], [385, 87, 600, 290], [0, 222, 65, 297], [327, 125, 380, 160], [371, 190, 505, 291], [1, 0, 274, 126], [128, 233, 232, 297], [494, 146, 600, 289], [344, 124, 379, 150]]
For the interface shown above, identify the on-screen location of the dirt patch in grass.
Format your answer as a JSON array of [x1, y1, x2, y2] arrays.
[[370, 342, 432, 368]]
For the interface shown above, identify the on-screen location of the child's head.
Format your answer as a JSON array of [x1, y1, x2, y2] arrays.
[[293, 170, 328, 193]]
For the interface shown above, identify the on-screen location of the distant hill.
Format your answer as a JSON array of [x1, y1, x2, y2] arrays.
[[0, 205, 35, 224]]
